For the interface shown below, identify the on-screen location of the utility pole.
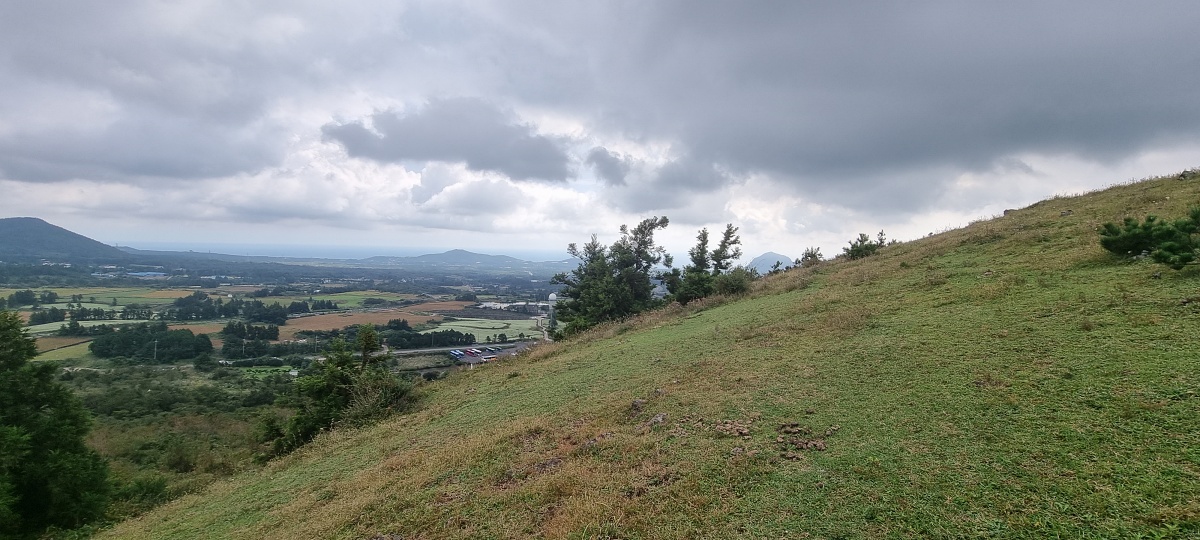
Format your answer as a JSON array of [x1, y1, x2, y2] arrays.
[[153, 339, 158, 362]]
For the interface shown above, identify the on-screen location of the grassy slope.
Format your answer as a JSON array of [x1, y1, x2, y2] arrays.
[[103, 175, 1200, 539]]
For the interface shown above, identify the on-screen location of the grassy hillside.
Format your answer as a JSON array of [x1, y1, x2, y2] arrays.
[[103, 173, 1199, 539]]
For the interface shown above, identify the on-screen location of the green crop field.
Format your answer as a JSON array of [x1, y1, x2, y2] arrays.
[[99, 173, 1200, 539]]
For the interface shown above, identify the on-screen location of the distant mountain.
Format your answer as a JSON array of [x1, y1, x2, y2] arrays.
[[0, 217, 576, 278], [0, 217, 129, 263], [367, 249, 552, 266], [117, 245, 577, 278], [747, 251, 793, 274], [362, 249, 576, 276]]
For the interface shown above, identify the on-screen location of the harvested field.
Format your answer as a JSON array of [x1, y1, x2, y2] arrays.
[[35, 336, 91, 353], [407, 300, 473, 312], [170, 323, 227, 335], [280, 310, 442, 339]]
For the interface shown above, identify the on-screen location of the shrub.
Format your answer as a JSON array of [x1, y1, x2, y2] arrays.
[[712, 266, 758, 296], [843, 231, 887, 260], [1099, 207, 1200, 269], [798, 247, 823, 267]]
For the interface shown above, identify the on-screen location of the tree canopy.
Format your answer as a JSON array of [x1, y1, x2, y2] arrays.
[[662, 224, 748, 305], [552, 218, 756, 332], [551, 216, 670, 335], [0, 310, 109, 537]]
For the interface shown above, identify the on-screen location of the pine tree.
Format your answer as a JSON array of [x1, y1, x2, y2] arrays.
[[552, 217, 670, 335], [0, 310, 109, 537]]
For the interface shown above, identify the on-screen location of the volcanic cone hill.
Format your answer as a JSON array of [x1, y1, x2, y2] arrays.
[[103, 172, 1200, 539]]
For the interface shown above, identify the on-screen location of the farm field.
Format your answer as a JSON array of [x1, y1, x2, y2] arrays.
[[168, 322, 227, 333], [425, 317, 542, 339], [411, 300, 474, 312], [25, 319, 151, 335], [34, 335, 91, 353], [279, 310, 442, 340], [35, 342, 93, 362], [1, 287, 194, 307]]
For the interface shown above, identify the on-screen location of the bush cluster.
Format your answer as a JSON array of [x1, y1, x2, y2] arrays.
[[1099, 207, 1200, 269]]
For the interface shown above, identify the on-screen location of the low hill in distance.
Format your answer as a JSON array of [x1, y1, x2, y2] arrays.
[[0, 217, 129, 263], [0, 216, 573, 279], [747, 251, 793, 274], [102, 172, 1200, 539]]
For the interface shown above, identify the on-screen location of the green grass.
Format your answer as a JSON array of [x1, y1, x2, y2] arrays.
[[100, 173, 1200, 539]]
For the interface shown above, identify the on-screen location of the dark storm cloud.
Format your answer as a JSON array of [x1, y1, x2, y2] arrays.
[[585, 147, 630, 186], [322, 98, 573, 182], [609, 156, 734, 213], [569, 1, 1200, 211]]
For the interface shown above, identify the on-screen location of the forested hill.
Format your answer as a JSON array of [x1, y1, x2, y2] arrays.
[[102, 171, 1200, 538], [0, 217, 129, 263]]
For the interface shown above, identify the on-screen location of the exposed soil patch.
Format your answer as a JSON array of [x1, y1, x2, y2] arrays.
[[777, 423, 841, 460], [714, 419, 752, 438]]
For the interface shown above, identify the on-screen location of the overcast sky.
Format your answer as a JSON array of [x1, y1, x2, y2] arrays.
[[2, 1, 1199, 261]]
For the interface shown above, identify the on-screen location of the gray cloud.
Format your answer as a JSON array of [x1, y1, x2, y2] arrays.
[[0, 112, 280, 182], [322, 98, 573, 182], [3, 1, 1200, 248], [566, 2, 1200, 210], [607, 156, 734, 213], [585, 147, 630, 186]]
